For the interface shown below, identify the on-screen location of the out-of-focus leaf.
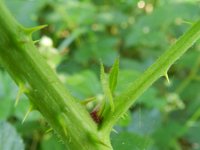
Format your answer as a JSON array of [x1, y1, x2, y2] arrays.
[[16, 121, 44, 137], [0, 121, 24, 150], [41, 134, 66, 150], [181, 81, 200, 101], [65, 70, 101, 99], [175, 50, 199, 71], [115, 70, 140, 95], [153, 121, 186, 150], [5, 0, 49, 26], [0, 72, 17, 120], [96, 10, 128, 25], [0, 72, 18, 99], [74, 35, 119, 66], [137, 87, 167, 109], [120, 58, 144, 72], [125, 3, 200, 50], [185, 121, 200, 147], [55, 1, 96, 27], [58, 28, 87, 51], [0, 100, 13, 120], [128, 109, 162, 135], [111, 131, 153, 150]]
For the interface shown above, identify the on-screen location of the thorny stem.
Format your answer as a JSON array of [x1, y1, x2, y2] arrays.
[[100, 20, 200, 134], [1, 0, 200, 149], [0, 1, 111, 149]]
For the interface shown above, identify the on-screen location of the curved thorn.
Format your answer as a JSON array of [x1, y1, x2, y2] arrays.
[[59, 114, 67, 136], [112, 128, 118, 134], [25, 24, 48, 35], [164, 72, 170, 85], [181, 20, 194, 25], [97, 140, 111, 149], [15, 83, 26, 107], [22, 105, 33, 124], [45, 128, 53, 134], [33, 40, 40, 44], [81, 97, 96, 105]]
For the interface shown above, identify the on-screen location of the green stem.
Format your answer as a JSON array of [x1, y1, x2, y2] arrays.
[[1, 0, 200, 149], [100, 20, 200, 133], [0, 1, 111, 149]]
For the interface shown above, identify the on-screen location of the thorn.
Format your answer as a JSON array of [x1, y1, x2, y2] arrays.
[[33, 40, 40, 44], [62, 125, 67, 136], [25, 24, 48, 35], [81, 97, 96, 105], [112, 128, 118, 134], [121, 114, 126, 120], [97, 140, 111, 148], [15, 83, 27, 107], [164, 72, 170, 85], [88, 133, 111, 148], [120, 112, 127, 120], [181, 20, 193, 25], [58, 114, 67, 136], [22, 105, 33, 124], [45, 128, 53, 134], [124, 112, 128, 117]]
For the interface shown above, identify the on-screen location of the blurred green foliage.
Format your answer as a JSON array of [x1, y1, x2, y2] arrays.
[[1, 0, 200, 149]]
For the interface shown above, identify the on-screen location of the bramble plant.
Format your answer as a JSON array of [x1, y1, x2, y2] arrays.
[[0, 0, 200, 150]]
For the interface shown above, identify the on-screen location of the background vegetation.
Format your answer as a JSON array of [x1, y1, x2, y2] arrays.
[[0, 0, 200, 149]]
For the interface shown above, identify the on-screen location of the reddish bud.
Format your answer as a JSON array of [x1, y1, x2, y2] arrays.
[[90, 110, 102, 124]]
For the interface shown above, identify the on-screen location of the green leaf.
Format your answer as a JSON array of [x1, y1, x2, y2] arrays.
[[0, 121, 25, 150], [65, 70, 101, 99], [0, 99, 13, 120], [186, 121, 200, 145], [100, 62, 114, 111], [153, 121, 186, 150], [111, 131, 153, 150], [101, 20, 200, 132], [41, 134, 66, 150], [128, 109, 162, 135], [109, 58, 119, 93], [5, 0, 49, 27]]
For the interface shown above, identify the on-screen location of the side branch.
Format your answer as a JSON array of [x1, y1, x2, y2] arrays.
[[100, 20, 200, 133]]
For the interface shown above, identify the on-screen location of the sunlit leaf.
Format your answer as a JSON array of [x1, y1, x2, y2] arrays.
[[0, 121, 25, 150]]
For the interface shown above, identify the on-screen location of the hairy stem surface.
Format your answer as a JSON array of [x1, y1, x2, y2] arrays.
[[0, 1, 111, 149]]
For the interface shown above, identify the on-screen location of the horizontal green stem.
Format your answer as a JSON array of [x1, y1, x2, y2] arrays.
[[100, 20, 200, 133]]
